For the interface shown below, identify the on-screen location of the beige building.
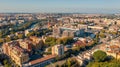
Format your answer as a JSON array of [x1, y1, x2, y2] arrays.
[[29, 36, 44, 49], [2, 41, 29, 67], [52, 44, 64, 56], [19, 40, 32, 52]]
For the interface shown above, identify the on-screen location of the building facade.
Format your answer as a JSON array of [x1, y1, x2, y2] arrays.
[[52, 44, 64, 56], [2, 41, 29, 67]]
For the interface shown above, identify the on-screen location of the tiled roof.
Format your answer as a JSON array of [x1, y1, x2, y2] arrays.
[[74, 40, 86, 46], [29, 55, 56, 65], [110, 45, 119, 49]]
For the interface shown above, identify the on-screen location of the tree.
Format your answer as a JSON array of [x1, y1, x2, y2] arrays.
[[35, 31, 40, 36], [45, 37, 56, 46], [47, 47, 52, 52], [99, 32, 106, 38], [0, 31, 3, 38], [55, 64, 59, 67], [93, 50, 107, 62], [94, 33, 99, 44], [109, 31, 117, 35], [56, 39, 63, 44], [13, 36, 18, 40], [67, 59, 71, 67], [4, 64, 12, 67], [0, 38, 4, 43], [101, 29, 105, 33], [62, 37, 73, 45], [5, 37, 11, 42], [17, 34, 24, 39], [87, 62, 94, 67], [3, 59, 8, 65], [26, 31, 35, 37]]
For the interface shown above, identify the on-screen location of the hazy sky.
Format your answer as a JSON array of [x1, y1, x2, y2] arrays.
[[0, 0, 120, 13]]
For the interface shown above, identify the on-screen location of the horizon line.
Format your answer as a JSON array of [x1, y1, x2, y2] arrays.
[[0, 12, 118, 14]]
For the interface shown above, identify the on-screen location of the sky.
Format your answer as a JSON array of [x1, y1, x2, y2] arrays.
[[0, 0, 120, 13]]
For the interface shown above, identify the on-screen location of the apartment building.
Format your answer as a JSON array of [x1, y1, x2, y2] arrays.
[[52, 44, 64, 56], [53, 25, 85, 37], [2, 41, 29, 67], [29, 36, 44, 49]]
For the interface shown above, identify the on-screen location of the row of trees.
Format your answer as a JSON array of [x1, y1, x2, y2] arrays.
[[55, 58, 79, 67], [45, 37, 74, 47]]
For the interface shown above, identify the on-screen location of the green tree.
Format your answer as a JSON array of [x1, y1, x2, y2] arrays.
[[56, 39, 63, 44], [13, 36, 18, 40], [17, 34, 24, 39], [62, 37, 73, 45], [45, 37, 56, 46], [4, 64, 12, 67], [0, 38, 4, 43], [26, 31, 35, 37], [67, 59, 71, 67], [3, 59, 8, 65], [94, 33, 99, 44], [5, 37, 11, 42], [109, 31, 117, 35], [101, 29, 105, 33], [35, 31, 40, 36], [55, 64, 59, 67], [99, 32, 106, 38], [93, 50, 107, 62]]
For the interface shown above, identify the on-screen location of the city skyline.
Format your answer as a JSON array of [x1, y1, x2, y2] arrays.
[[0, 0, 120, 13]]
